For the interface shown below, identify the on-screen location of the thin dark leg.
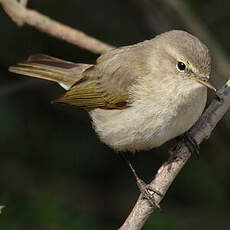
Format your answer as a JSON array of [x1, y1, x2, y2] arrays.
[[120, 153, 162, 209]]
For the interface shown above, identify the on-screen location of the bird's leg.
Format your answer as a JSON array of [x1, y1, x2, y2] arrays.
[[121, 154, 162, 209]]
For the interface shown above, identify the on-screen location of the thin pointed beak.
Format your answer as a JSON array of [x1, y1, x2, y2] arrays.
[[191, 73, 216, 92], [195, 75, 216, 92]]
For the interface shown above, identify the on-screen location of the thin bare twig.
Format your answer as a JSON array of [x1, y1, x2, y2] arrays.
[[119, 79, 230, 230], [0, 0, 114, 54]]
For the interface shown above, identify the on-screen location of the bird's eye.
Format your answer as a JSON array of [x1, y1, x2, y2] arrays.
[[177, 62, 186, 71]]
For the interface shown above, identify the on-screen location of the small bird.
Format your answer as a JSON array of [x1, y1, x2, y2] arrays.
[[9, 30, 215, 206]]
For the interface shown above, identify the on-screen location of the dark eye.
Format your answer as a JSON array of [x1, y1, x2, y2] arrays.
[[177, 62, 186, 71]]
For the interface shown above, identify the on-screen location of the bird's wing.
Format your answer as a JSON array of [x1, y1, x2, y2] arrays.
[[56, 41, 152, 109]]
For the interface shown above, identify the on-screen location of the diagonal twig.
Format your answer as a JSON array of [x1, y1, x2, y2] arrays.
[[0, 0, 114, 54]]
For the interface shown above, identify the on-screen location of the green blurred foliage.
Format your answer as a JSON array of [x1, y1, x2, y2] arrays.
[[0, 0, 230, 229]]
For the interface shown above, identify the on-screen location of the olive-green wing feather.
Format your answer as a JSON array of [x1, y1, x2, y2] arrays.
[[55, 41, 153, 109], [54, 82, 129, 109], [10, 40, 152, 109], [9, 54, 128, 109]]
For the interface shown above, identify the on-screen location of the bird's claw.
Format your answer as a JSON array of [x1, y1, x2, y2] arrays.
[[136, 177, 162, 209], [184, 132, 200, 158]]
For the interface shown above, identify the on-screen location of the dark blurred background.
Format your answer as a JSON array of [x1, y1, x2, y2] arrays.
[[0, 0, 230, 229]]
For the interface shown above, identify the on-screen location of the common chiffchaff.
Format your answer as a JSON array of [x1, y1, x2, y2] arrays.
[[9, 30, 215, 153]]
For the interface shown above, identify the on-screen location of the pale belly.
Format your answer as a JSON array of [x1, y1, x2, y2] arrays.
[[89, 85, 207, 152]]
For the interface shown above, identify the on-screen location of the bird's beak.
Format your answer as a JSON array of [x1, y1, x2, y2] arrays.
[[191, 73, 216, 92]]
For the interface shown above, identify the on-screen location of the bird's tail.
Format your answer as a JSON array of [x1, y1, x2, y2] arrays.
[[9, 54, 92, 90]]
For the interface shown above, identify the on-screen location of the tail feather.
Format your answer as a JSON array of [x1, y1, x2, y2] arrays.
[[9, 54, 92, 90]]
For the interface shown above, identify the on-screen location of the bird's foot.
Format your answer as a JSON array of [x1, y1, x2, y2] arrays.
[[215, 91, 224, 102], [125, 158, 162, 209], [140, 182, 162, 210], [183, 132, 200, 158]]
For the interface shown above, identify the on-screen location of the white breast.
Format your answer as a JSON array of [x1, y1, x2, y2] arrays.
[[89, 79, 207, 152]]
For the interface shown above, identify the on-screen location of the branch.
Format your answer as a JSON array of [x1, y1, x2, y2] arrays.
[[0, 0, 114, 54], [119, 79, 230, 230]]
